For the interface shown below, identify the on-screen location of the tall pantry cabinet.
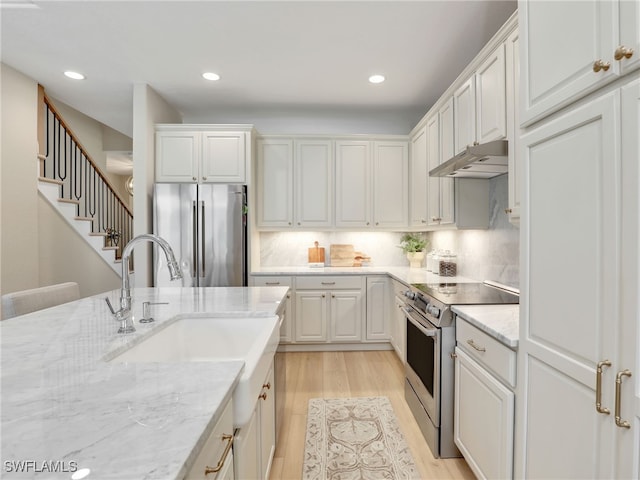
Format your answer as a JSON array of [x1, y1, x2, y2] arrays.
[[516, 1, 640, 478]]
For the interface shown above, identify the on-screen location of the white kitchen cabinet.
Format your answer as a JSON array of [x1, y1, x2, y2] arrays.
[[475, 44, 507, 144], [365, 276, 390, 341], [372, 141, 408, 228], [294, 276, 364, 343], [454, 77, 476, 155], [295, 140, 333, 227], [155, 126, 249, 184], [427, 101, 455, 227], [186, 399, 235, 480], [505, 28, 521, 223], [409, 126, 428, 227], [519, 0, 624, 126], [335, 140, 371, 228], [516, 89, 631, 478], [251, 275, 293, 343], [234, 362, 276, 480], [619, 0, 640, 76], [391, 283, 407, 364], [455, 347, 514, 480], [256, 138, 294, 228]]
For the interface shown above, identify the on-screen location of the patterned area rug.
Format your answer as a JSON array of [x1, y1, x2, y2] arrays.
[[303, 396, 420, 480]]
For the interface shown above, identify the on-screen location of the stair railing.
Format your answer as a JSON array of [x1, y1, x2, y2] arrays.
[[40, 95, 133, 263]]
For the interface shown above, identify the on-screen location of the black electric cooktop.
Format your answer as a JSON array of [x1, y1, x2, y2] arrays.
[[411, 282, 519, 306]]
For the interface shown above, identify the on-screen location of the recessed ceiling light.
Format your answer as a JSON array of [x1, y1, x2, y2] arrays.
[[202, 72, 221, 81], [64, 71, 85, 80], [368, 74, 385, 84]]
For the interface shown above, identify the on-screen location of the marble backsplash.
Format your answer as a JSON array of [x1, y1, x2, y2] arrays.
[[258, 175, 519, 288]]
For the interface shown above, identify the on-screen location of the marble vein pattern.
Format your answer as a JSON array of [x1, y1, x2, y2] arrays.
[[1, 286, 288, 479], [451, 304, 519, 348]]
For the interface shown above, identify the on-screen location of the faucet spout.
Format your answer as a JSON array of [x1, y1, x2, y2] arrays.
[[112, 234, 182, 332]]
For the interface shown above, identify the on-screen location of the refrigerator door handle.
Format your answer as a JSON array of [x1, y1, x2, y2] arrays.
[[192, 201, 197, 278], [200, 201, 206, 278]]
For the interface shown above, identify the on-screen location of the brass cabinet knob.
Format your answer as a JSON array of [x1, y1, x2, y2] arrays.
[[614, 45, 634, 61], [259, 392, 267, 401], [263, 382, 271, 390], [202, 176, 207, 181], [288, 222, 292, 226], [421, 219, 426, 223], [505, 208, 513, 214], [593, 60, 611, 72], [192, 176, 197, 181]]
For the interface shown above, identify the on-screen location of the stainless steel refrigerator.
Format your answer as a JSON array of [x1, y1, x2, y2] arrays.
[[153, 183, 247, 287]]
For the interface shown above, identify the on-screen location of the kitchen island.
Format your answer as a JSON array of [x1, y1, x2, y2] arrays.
[[0, 286, 288, 479]]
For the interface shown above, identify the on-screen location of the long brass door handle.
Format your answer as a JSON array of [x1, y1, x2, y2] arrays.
[[615, 369, 632, 428], [204, 433, 234, 475], [596, 359, 612, 414]]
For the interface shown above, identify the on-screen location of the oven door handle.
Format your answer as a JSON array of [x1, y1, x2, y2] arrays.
[[403, 307, 438, 337]]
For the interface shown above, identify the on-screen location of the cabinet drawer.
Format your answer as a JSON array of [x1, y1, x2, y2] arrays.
[[186, 400, 234, 479], [295, 275, 362, 290], [456, 317, 516, 388], [251, 275, 293, 287]]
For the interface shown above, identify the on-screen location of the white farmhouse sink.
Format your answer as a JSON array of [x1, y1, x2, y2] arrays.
[[110, 315, 280, 427]]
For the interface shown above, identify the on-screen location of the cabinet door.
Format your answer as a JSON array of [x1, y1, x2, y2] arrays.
[[295, 291, 327, 342], [295, 140, 332, 227], [155, 131, 199, 183], [409, 126, 428, 227], [366, 277, 389, 341], [505, 28, 521, 222], [259, 365, 275, 480], [455, 348, 514, 480], [234, 407, 260, 480], [516, 92, 619, 479], [392, 295, 406, 363], [519, 0, 617, 125], [426, 114, 441, 227], [201, 132, 246, 183], [373, 141, 408, 228], [257, 139, 293, 228], [329, 290, 362, 342], [475, 44, 506, 144], [335, 141, 371, 228], [454, 77, 476, 155], [438, 98, 455, 225], [619, 0, 640, 75]]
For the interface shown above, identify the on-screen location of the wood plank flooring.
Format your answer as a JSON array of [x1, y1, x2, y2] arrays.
[[269, 350, 475, 480]]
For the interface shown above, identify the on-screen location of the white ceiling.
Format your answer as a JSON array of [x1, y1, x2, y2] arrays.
[[1, 0, 517, 137]]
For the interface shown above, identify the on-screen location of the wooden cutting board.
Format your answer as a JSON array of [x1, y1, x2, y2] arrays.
[[308, 241, 325, 265], [330, 244, 355, 267]]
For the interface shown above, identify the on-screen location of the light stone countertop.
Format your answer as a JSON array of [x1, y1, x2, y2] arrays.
[[0, 286, 289, 479], [451, 304, 520, 348]]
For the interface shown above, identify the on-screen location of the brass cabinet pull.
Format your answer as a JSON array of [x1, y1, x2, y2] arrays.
[[204, 433, 234, 475], [593, 60, 611, 72], [259, 392, 268, 401], [466, 339, 486, 352], [263, 382, 271, 390], [321, 282, 336, 285], [265, 282, 280, 285], [614, 46, 634, 61], [505, 208, 513, 214], [596, 360, 612, 414], [615, 369, 632, 428]]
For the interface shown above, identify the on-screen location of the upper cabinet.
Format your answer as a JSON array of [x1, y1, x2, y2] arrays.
[[295, 140, 333, 228], [505, 28, 521, 223], [454, 77, 477, 155], [335, 140, 371, 228], [155, 125, 252, 184], [427, 100, 455, 227], [409, 126, 428, 227], [519, 0, 639, 126], [372, 141, 408, 228], [475, 44, 507, 143], [256, 138, 294, 228]]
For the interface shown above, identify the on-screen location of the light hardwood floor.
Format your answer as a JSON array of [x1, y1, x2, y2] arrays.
[[269, 350, 475, 480]]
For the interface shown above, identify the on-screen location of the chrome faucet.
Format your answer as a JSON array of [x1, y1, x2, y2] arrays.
[[105, 234, 182, 333]]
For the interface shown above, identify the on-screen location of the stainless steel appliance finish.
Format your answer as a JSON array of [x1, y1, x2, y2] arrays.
[[153, 184, 247, 287], [429, 139, 508, 178], [403, 281, 519, 458]]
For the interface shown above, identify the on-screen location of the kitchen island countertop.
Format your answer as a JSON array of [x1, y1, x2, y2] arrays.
[[0, 286, 288, 479]]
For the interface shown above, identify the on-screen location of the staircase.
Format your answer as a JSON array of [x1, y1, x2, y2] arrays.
[[38, 95, 133, 276]]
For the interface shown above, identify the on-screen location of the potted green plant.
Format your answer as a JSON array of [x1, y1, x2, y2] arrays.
[[398, 233, 429, 268]]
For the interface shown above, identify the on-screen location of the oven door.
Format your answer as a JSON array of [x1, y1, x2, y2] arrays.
[[404, 305, 441, 427]]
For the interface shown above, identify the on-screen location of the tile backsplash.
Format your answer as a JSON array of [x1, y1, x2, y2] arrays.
[[258, 175, 519, 288]]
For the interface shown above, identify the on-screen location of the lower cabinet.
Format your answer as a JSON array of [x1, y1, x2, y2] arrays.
[[390, 279, 408, 363], [251, 275, 293, 343], [234, 362, 276, 480], [186, 400, 235, 480], [365, 276, 390, 341], [454, 318, 516, 480], [294, 276, 364, 343]]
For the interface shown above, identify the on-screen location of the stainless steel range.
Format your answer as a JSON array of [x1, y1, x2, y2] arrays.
[[402, 281, 519, 458]]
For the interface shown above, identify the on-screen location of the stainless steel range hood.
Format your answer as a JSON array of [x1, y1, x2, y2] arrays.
[[429, 140, 508, 178]]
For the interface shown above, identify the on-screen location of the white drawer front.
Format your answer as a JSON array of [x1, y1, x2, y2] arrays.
[[295, 275, 362, 290], [251, 275, 293, 287], [456, 317, 516, 388]]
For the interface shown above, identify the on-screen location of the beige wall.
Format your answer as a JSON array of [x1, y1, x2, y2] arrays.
[[132, 84, 181, 287], [1, 64, 40, 295], [38, 197, 120, 296]]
